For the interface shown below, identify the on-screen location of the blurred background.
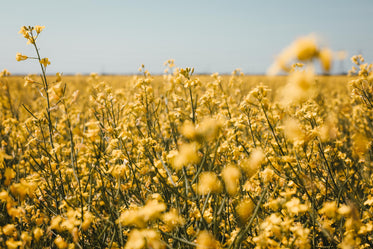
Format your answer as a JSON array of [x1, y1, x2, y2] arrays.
[[1, 0, 372, 75]]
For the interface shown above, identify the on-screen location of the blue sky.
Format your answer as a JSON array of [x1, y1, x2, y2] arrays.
[[1, 0, 372, 75]]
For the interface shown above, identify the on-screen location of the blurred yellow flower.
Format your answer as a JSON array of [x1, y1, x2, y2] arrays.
[[236, 199, 254, 223], [3, 224, 16, 236], [0, 69, 10, 77], [293, 35, 318, 61], [125, 229, 165, 249], [221, 164, 241, 196], [319, 48, 333, 72], [5, 238, 22, 249], [196, 231, 220, 249], [240, 148, 265, 178], [33, 227, 44, 242], [197, 172, 222, 195], [161, 209, 185, 230], [171, 142, 200, 170], [16, 53, 28, 61], [34, 25, 45, 34], [284, 118, 305, 144], [54, 235, 68, 249]]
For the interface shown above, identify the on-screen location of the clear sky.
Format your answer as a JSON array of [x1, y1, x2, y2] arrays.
[[1, 0, 373, 75]]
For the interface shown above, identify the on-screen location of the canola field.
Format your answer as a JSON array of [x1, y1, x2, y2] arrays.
[[1, 26, 373, 249]]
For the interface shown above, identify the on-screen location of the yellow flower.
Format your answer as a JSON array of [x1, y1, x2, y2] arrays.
[[18, 26, 29, 38], [196, 231, 220, 249], [16, 53, 28, 61], [5, 238, 22, 249], [319, 48, 333, 72], [3, 224, 16, 236], [40, 58, 51, 67], [240, 148, 265, 178], [0, 69, 11, 77], [285, 197, 308, 215], [21, 231, 32, 246], [236, 199, 254, 223], [4, 168, 15, 186], [197, 172, 222, 195], [81, 211, 94, 231], [161, 209, 185, 230], [117, 199, 166, 228], [50, 215, 63, 231], [24, 76, 35, 87], [221, 164, 241, 196], [283, 118, 305, 144], [34, 25, 45, 34], [171, 142, 200, 170], [56, 72, 62, 82], [319, 201, 337, 218], [293, 35, 318, 61], [125, 229, 165, 249], [54, 235, 68, 249], [33, 227, 44, 242]]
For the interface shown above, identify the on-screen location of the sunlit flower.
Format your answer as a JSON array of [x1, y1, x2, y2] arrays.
[[40, 57, 51, 67], [236, 199, 254, 223], [16, 52, 28, 61], [125, 229, 165, 249], [221, 164, 241, 196], [54, 235, 68, 249], [0, 69, 10, 77], [33, 227, 44, 242], [170, 142, 200, 170], [293, 35, 318, 61], [34, 25, 45, 34], [3, 224, 16, 236], [319, 48, 333, 72], [196, 231, 220, 249], [197, 172, 222, 195]]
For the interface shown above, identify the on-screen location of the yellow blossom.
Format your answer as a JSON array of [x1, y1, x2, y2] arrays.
[[319, 48, 333, 72], [285, 197, 308, 215], [221, 164, 241, 196], [337, 204, 351, 216], [81, 211, 94, 231], [0, 69, 11, 77], [284, 118, 305, 144], [4, 168, 15, 186], [5, 238, 22, 249], [196, 231, 220, 249], [54, 235, 68, 249], [125, 229, 165, 249], [34, 25, 45, 34], [18, 26, 29, 38], [293, 35, 318, 61], [16, 53, 28, 61], [33, 227, 44, 242], [24, 76, 35, 86], [197, 172, 222, 195], [3, 224, 16, 236], [319, 201, 337, 218], [117, 199, 166, 227], [236, 199, 254, 223], [50, 215, 63, 231], [21, 231, 32, 246], [240, 148, 265, 178], [40, 58, 51, 67], [171, 142, 200, 170], [161, 209, 185, 230]]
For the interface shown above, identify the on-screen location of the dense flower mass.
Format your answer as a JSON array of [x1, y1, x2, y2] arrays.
[[0, 25, 373, 249]]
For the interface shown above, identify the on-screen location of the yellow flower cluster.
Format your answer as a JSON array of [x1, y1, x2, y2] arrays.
[[1, 25, 373, 249]]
